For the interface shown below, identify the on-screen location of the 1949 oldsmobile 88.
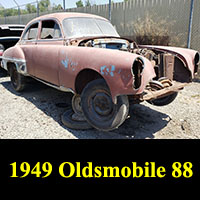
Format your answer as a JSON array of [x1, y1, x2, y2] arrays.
[[0, 13, 199, 131]]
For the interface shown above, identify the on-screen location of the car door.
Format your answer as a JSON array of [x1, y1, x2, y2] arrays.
[[19, 22, 39, 76], [33, 19, 64, 86]]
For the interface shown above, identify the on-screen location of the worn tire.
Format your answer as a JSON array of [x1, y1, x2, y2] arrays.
[[9, 66, 26, 92], [147, 92, 178, 106], [61, 108, 92, 130], [81, 79, 129, 131], [147, 78, 178, 106]]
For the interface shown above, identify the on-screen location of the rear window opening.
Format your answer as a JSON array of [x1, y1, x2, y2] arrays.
[[41, 20, 62, 39]]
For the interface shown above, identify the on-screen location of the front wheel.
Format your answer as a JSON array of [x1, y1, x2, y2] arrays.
[[81, 79, 129, 131]]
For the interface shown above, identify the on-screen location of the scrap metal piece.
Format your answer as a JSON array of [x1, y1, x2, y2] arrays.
[[163, 54, 175, 80], [143, 81, 187, 101]]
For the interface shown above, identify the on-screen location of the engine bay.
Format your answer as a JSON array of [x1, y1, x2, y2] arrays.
[[78, 37, 187, 82]]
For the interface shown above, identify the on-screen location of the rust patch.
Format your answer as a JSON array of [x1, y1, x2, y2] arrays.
[[163, 54, 174, 80]]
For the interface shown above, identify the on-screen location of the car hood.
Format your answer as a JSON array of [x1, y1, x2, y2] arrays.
[[139, 45, 199, 77]]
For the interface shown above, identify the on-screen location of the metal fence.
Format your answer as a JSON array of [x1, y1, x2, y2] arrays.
[[0, 0, 200, 53], [191, 0, 200, 53]]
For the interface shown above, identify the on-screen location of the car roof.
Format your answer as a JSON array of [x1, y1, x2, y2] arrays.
[[27, 12, 109, 25]]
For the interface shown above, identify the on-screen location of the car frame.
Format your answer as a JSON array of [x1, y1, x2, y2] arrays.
[[1, 13, 199, 131]]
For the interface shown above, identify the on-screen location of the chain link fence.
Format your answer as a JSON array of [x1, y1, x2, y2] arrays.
[[0, 0, 199, 54]]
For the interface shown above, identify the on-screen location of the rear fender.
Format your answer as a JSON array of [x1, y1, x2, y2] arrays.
[[1, 45, 27, 75]]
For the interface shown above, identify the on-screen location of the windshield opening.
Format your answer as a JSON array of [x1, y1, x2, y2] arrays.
[[62, 17, 119, 38]]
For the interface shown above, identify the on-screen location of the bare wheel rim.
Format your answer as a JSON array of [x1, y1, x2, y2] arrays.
[[72, 94, 83, 115], [88, 89, 115, 122], [92, 92, 113, 116]]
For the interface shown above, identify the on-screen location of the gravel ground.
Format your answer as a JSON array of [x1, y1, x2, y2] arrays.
[[0, 70, 200, 139]]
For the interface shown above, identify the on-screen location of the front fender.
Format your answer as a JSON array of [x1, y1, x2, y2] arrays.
[[59, 46, 156, 100]]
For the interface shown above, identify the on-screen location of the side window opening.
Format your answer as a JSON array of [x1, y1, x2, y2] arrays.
[[23, 23, 38, 41], [41, 20, 62, 40]]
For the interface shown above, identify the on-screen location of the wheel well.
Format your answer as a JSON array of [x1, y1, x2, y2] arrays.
[[173, 57, 192, 83], [75, 69, 104, 94]]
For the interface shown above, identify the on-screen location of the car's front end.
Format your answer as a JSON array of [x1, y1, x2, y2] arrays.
[[60, 15, 199, 104]]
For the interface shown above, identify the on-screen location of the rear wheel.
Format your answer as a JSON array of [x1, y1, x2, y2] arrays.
[[9, 66, 26, 92], [81, 79, 129, 131]]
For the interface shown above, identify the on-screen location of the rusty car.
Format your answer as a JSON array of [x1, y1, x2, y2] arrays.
[[0, 13, 199, 131], [0, 24, 25, 73]]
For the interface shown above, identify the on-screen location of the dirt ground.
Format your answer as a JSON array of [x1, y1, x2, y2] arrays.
[[0, 70, 200, 139]]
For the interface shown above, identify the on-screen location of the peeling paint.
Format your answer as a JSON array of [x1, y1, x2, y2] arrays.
[[100, 65, 106, 75], [61, 55, 78, 71], [61, 57, 69, 69], [118, 69, 122, 74], [100, 65, 116, 77]]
